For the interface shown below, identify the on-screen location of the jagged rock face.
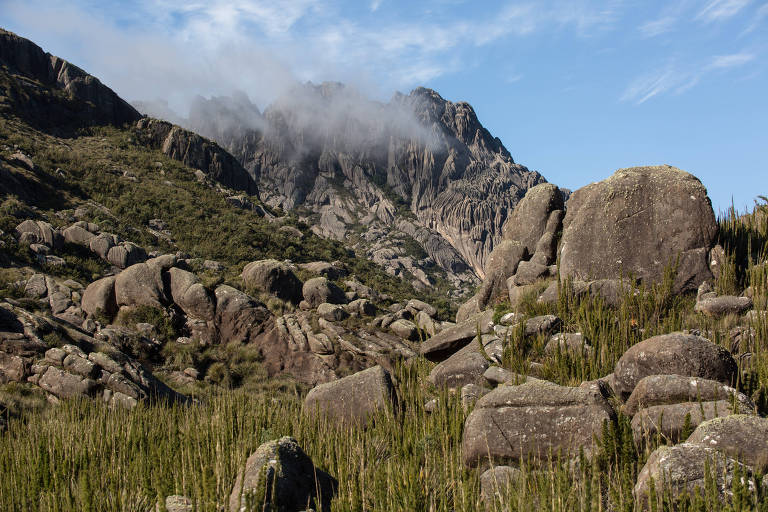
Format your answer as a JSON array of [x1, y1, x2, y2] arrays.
[[184, 84, 545, 279], [0, 29, 140, 129], [135, 118, 259, 196]]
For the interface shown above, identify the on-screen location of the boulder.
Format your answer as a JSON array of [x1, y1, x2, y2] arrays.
[[455, 294, 481, 323], [480, 466, 522, 505], [228, 436, 337, 512], [23, 274, 48, 298], [242, 259, 304, 304], [483, 366, 531, 386], [62, 224, 95, 245], [107, 242, 147, 269], [624, 374, 754, 417], [510, 260, 550, 286], [0, 353, 25, 383], [304, 366, 395, 427], [345, 298, 376, 317], [389, 319, 419, 341], [38, 366, 97, 398], [559, 166, 717, 294], [461, 383, 488, 411], [420, 309, 495, 362], [302, 277, 346, 308], [15, 220, 62, 248], [81, 276, 118, 318], [462, 380, 615, 468], [634, 443, 759, 511], [158, 496, 192, 512], [686, 415, 768, 469], [114, 262, 166, 308], [613, 333, 737, 400], [406, 299, 437, 318], [298, 261, 347, 280], [429, 334, 502, 388], [317, 302, 349, 322], [168, 268, 215, 321], [522, 315, 562, 338], [414, 310, 440, 337], [631, 400, 753, 446], [502, 183, 565, 255], [89, 233, 116, 259], [214, 285, 271, 344], [694, 295, 753, 317], [477, 240, 529, 307], [544, 332, 591, 356]]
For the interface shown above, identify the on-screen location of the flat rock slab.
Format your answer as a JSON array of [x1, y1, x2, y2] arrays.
[[304, 366, 395, 427], [462, 380, 615, 468], [624, 374, 753, 417], [428, 334, 501, 389], [420, 309, 495, 362], [613, 332, 737, 399]]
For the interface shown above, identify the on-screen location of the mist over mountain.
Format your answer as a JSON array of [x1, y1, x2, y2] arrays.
[[133, 82, 545, 283]]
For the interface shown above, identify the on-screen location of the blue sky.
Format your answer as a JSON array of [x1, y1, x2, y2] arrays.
[[1, 0, 766, 213]]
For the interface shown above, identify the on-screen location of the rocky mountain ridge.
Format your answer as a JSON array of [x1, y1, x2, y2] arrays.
[[141, 83, 547, 290]]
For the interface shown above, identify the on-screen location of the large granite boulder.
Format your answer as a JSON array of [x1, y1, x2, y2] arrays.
[[114, 262, 167, 308], [168, 268, 215, 321], [475, 240, 528, 309], [81, 276, 118, 318], [613, 333, 737, 400], [559, 166, 717, 293], [428, 334, 502, 388], [462, 380, 615, 468], [304, 366, 395, 427], [241, 259, 303, 304], [228, 436, 336, 512], [15, 220, 62, 249]]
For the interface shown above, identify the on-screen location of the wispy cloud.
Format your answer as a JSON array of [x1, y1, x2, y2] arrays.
[[622, 51, 757, 104], [708, 52, 755, 68], [638, 16, 677, 37], [696, 0, 752, 22], [370, 0, 382, 12]]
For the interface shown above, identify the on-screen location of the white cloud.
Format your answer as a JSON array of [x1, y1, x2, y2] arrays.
[[696, 0, 752, 22], [708, 52, 755, 68], [370, 0, 383, 12]]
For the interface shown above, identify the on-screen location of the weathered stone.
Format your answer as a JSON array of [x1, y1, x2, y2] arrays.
[[624, 374, 754, 417], [686, 415, 768, 469], [38, 366, 97, 398], [304, 366, 395, 427], [463, 380, 615, 468], [0, 353, 25, 383], [406, 299, 437, 317], [631, 400, 753, 446], [456, 294, 481, 323], [302, 277, 346, 307], [502, 183, 565, 255], [114, 262, 167, 308], [511, 260, 550, 286], [81, 276, 118, 318], [523, 315, 562, 338], [62, 224, 95, 246], [242, 259, 304, 304], [461, 383, 488, 411], [613, 333, 738, 399], [107, 242, 147, 269], [389, 319, 419, 341], [228, 436, 336, 512], [89, 233, 116, 259], [694, 295, 753, 317], [23, 274, 48, 298], [559, 166, 717, 293], [168, 268, 215, 321], [480, 466, 522, 505], [317, 302, 349, 322], [477, 240, 529, 308], [158, 495, 192, 512], [345, 298, 376, 317], [414, 310, 440, 336], [15, 220, 62, 248], [62, 353, 99, 379], [214, 285, 271, 345], [634, 443, 758, 511], [429, 335, 501, 388], [483, 366, 530, 386], [421, 309, 495, 362], [544, 333, 591, 356], [298, 261, 347, 280]]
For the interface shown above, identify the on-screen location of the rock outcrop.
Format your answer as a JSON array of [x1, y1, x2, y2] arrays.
[[559, 166, 718, 293], [0, 29, 141, 129]]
